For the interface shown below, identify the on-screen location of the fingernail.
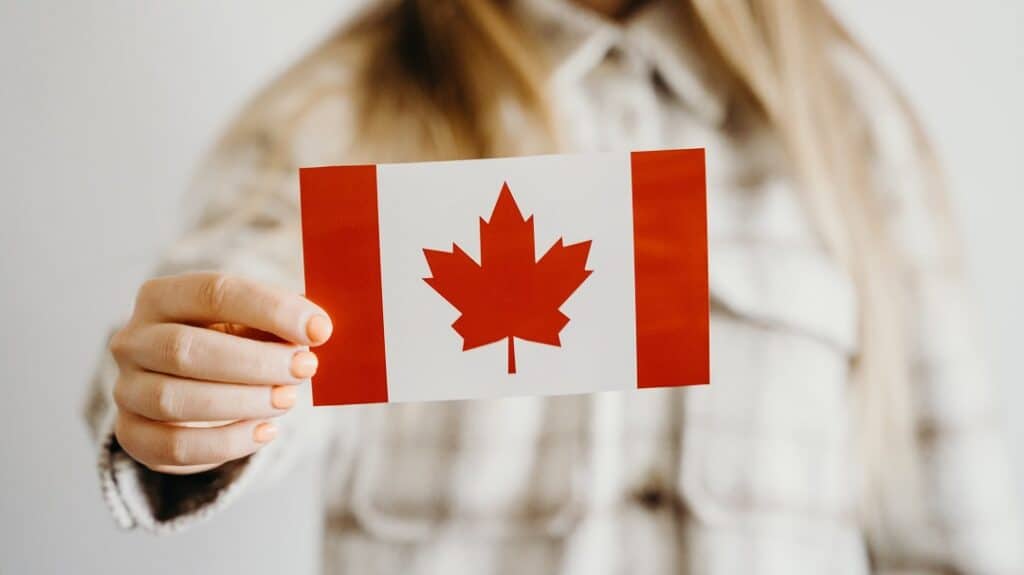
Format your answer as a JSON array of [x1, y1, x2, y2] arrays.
[[254, 422, 277, 443], [306, 314, 333, 345], [271, 385, 297, 409], [290, 350, 318, 379]]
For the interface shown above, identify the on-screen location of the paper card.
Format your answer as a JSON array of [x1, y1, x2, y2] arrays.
[[300, 149, 708, 406]]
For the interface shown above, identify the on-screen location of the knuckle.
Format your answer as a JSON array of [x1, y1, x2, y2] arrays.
[[252, 348, 280, 380], [198, 274, 232, 316], [161, 329, 195, 371], [226, 431, 256, 459], [153, 379, 183, 420], [114, 415, 150, 467], [112, 376, 132, 411], [108, 328, 133, 361], [265, 296, 290, 330], [113, 413, 130, 442], [135, 277, 162, 308], [163, 429, 193, 466]]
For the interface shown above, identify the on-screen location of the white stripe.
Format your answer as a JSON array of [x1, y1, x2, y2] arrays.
[[375, 153, 640, 402]]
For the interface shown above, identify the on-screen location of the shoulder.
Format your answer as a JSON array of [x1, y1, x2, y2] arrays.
[[186, 33, 375, 224], [221, 33, 370, 168], [835, 45, 958, 272]]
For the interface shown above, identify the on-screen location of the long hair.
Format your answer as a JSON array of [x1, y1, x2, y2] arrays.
[[214, 0, 955, 555]]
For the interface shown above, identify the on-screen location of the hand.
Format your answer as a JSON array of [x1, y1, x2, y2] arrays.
[[109, 273, 332, 475]]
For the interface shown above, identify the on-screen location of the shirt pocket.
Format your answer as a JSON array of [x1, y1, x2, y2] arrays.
[[677, 240, 861, 521], [708, 241, 858, 353], [346, 395, 587, 542]]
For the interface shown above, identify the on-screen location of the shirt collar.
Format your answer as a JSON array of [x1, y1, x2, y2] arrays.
[[515, 0, 727, 125]]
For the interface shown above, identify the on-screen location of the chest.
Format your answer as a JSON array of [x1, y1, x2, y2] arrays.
[[325, 140, 861, 543]]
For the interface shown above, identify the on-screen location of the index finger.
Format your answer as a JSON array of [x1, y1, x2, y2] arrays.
[[136, 273, 332, 346]]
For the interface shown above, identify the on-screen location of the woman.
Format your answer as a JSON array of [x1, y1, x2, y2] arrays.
[[86, 0, 1023, 573]]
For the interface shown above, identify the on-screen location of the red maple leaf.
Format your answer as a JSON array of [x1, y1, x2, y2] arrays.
[[423, 182, 593, 374]]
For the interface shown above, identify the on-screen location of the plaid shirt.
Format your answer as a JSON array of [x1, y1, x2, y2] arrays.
[[86, 1, 1023, 573]]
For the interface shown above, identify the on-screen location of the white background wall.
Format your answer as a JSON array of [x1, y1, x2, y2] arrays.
[[0, 1, 1020, 573]]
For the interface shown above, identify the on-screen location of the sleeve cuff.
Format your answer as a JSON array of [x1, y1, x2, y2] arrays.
[[96, 423, 266, 534]]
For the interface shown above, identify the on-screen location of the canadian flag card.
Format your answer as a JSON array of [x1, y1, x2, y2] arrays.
[[300, 148, 708, 406]]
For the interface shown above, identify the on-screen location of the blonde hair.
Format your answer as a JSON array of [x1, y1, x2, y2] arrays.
[[221, 0, 954, 554], [684, 1, 950, 554]]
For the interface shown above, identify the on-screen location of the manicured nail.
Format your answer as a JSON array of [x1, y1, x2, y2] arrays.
[[306, 314, 333, 345], [271, 385, 297, 409], [254, 422, 277, 443], [290, 350, 318, 379]]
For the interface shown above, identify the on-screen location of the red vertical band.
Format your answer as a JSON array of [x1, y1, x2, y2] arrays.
[[630, 149, 710, 388], [300, 165, 389, 405]]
